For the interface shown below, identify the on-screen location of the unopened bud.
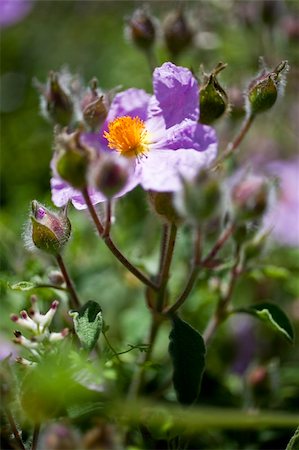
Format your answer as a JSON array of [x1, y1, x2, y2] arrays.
[[91, 155, 130, 199], [127, 8, 156, 50], [82, 79, 108, 131], [29, 201, 71, 255], [247, 60, 289, 115], [231, 174, 268, 222], [199, 63, 228, 124], [163, 10, 193, 57], [175, 171, 220, 224], [148, 191, 182, 225], [55, 129, 93, 189], [48, 270, 65, 286]]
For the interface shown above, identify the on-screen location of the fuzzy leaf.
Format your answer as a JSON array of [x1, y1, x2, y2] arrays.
[[168, 315, 206, 405], [9, 281, 36, 291], [236, 302, 294, 343], [69, 301, 102, 351]]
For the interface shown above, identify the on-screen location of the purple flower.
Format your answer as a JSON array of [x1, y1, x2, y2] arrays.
[[0, 0, 33, 28], [263, 157, 299, 246], [51, 62, 217, 209]]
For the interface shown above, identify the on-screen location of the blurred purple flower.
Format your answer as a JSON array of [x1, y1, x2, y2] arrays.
[[264, 157, 299, 246], [0, 335, 18, 361], [51, 62, 217, 209], [0, 0, 33, 28]]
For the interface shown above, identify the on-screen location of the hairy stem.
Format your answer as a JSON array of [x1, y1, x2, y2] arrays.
[[5, 407, 26, 450], [82, 188, 158, 291], [56, 254, 81, 310], [103, 199, 112, 237], [213, 113, 255, 169]]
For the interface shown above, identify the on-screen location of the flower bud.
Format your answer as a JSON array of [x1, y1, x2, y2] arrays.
[[29, 201, 71, 255], [163, 10, 193, 58], [247, 60, 289, 115], [82, 79, 108, 131], [127, 8, 156, 50], [199, 63, 228, 124], [54, 129, 93, 189], [48, 270, 65, 286], [35, 71, 73, 126], [175, 170, 220, 224], [148, 191, 182, 225], [231, 174, 268, 222], [91, 155, 130, 199]]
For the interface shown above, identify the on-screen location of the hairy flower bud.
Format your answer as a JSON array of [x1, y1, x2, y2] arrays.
[[231, 174, 269, 222], [29, 201, 71, 255], [54, 129, 93, 189], [163, 10, 193, 57], [148, 191, 182, 225], [175, 170, 220, 224], [247, 60, 289, 115], [127, 8, 156, 50], [199, 63, 228, 124], [35, 71, 73, 126], [82, 79, 108, 131], [91, 155, 131, 199]]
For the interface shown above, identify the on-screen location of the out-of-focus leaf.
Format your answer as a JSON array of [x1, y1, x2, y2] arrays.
[[262, 265, 290, 280], [235, 303, 294, 343], [9, 281, 35, 291], [168, 314, 206, 405], [69, 300, 102, 351]]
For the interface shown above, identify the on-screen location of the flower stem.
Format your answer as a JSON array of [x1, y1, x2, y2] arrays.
[[82, 188, 158, 291], [56, 254, 81, 310], [201, 223, 235, 267], [31, 423, 40, 450], [103, 199, 112, 237], [213, 113, 255, 169], [5, 407, 26, 450], [203, 244, 242, 345], [156, 223, 177, 312], [164, 227, 201, 315]]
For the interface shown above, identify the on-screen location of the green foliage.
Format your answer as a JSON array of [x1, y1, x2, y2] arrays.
[[69, 300, 103, 352], [235, 303, 294, 343], [168, 314, 206, 405]]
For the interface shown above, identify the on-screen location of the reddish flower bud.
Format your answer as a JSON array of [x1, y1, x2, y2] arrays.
[[127, 8, 156, 50], [163, 10, 193, 57], [91, 155, 131, 199], [231, 173, 269, 222], [29, 201, 71, 255]]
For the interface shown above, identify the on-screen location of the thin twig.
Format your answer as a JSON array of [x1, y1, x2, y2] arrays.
[[102, 330, 121, 362], [158, 224, 170, 285], [82, 188, 158, 291], [56, 254, 81, 310], [5, 407, 26, 450], [202, 223, 235, 267], [35, 283, 68, 292]]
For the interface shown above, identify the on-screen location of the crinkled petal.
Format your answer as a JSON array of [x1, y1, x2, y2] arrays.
[[152, 120, 217, 152], [139, 146, 217, 192], [149, 62, 199, 128]]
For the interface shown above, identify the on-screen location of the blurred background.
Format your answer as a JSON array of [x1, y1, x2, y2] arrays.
[[1, 1, 299, 448]]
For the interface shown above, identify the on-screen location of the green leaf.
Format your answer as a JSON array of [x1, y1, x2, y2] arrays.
[[236, 302, 294, 343], [69, 301, 103, 351], [168, 315, 206, 405], [9, 281, 36, 291], [286, 426, 299, 450]]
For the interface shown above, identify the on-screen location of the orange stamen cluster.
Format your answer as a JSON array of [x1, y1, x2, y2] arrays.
[[104, 116, 149, 158]]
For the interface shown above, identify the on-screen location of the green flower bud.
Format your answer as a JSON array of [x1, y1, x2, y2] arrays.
[[91, 155, 130, 199], [247, 60, 289, 115], [29, 201, 71, 255], [54, 129, 93, 189], [199, 62, 228, 124], [175, 171, 221, 224], [127, 8, 156, 50], [163, 10, 193, 58], [148, 191, 182, 225]]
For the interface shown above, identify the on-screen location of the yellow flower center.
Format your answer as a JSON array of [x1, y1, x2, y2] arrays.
[[104, 116, 149, 158]]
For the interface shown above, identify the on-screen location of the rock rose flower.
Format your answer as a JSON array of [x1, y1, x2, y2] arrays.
[[51, 62, 217, 209]]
